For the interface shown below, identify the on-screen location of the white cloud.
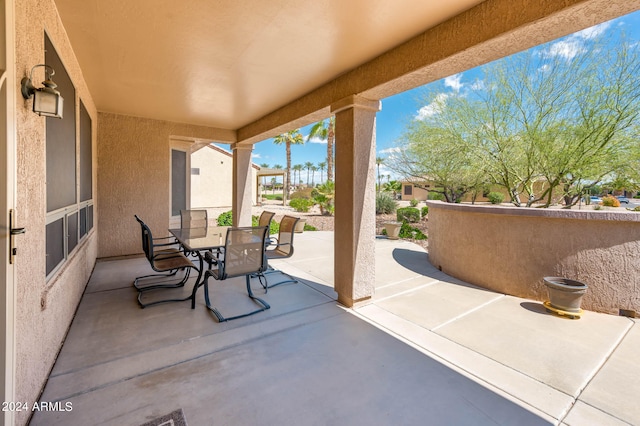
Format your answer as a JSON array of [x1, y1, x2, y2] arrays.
[[543, 21, 612, 61], [538, 63, 551, 73], [544, 39, 584, 60], [380, 147, 401, 154], [575, 21, 611, 40], [444, 73, 463, 92], [306, 136, 326, 144], [415, 93, 448, 120], [251, 153, 261, 159]]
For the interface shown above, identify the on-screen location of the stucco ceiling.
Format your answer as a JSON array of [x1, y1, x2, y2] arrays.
[[53, 0, 485, 131]]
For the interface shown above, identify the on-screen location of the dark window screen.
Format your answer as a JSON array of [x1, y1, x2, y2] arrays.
[[45, 34, 76, 212], [46, 218, 65, 275], [87, 205, 93, 231], [404, 185, 413, 196], [80, 101, 92, 202], [67, 212, 78, 253], [171, 149, 186, 216], [80, 207, 87, 237]]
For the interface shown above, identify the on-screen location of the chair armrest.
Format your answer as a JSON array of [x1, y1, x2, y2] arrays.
[[204, 250, 220, 267]]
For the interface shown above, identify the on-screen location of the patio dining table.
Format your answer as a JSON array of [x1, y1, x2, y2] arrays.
[[168, 225, 230, 308]]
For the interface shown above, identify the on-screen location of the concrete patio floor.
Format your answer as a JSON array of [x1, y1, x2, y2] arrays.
[[30, 231, 638, 425]]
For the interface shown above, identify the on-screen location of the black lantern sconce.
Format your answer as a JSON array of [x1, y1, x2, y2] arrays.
[[21, 64, 64, 119]]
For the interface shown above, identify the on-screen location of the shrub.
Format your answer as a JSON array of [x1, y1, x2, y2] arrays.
[[252, 215, 280, 235], [629, 206, 640, 212], [421, 206, 429, 218], [428, 192, 445, 201], [290, 188, 313, 199], [376, 193, 397, 214], [303, 223, 317, 231], [409, 198, 419, 207], [601, 195, 620, 207], [312, 181, 335, 216], [397, 207, 420, 223], [487, 192, 504, 204], [398, 222, 427, 240], [289, 198, 313, 212], [216, 210, 233, 226]]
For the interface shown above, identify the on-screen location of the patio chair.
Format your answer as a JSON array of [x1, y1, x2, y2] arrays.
[[180, 209, 210, 259], [263, 215, 300, 288], [180, 209, 208, 228], [133, 215, 198, 307], [258, 210, 275, 243], [202, 226, 270, 322]]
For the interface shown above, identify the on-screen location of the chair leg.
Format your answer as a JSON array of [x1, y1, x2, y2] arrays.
[[204, 274, 270, 323], [136, 268, 196, 308], [263, 266, 298, 288], [133, 267, 189, 292]]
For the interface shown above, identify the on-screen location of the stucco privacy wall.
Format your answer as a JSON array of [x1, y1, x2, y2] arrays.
[[97, 113, 236, 257], [14, 0, 98, 423], [427, 202, 640, 315]]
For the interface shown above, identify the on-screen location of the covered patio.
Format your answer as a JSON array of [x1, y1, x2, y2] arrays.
[[4, 1, 640, 425], [31, 233, 639, 425]]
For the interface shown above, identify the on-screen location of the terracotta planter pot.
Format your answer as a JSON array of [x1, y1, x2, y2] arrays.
[[384, 222, 402, 240], [543, 276, 588, 318]]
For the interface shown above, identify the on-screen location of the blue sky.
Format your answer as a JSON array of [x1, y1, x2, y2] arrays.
[[220, 9, 640, 183]]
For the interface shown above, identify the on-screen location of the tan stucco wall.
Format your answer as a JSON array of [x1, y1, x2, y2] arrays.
[[97, 113, 237, 257], [191, 145, 257, 209], [427, 202, 640, 315], [14, 0, 99, 423]]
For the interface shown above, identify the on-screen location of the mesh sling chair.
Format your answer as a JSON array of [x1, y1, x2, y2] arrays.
[[263, 215, 300, 288], [180, 209, 210, 259], [133, 215, 198, 308], [258, 210, 275, 243], [202, 226, 270, 322]]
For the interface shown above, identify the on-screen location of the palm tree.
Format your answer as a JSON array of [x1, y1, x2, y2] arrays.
[[304, 161, 314, 186], [273, 130, 304, 197], [307, 117, 335, 182], [376, 156, 384, 193], [318, 161, 326, 183], [311, 165, 318, 186], [293, 164, 303, 188]]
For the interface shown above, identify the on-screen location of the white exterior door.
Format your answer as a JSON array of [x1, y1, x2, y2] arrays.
[[0, 0, 17, 424]]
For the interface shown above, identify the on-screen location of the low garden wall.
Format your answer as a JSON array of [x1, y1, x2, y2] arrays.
[[426, 201, 640, 315]]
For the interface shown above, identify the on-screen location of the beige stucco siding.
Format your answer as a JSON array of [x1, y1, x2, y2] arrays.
[[14, 0, 99, 423], [97, 113, 237, 258], [427, 202, 640, 315]]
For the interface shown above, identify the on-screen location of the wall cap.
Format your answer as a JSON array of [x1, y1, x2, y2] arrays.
[[425, 201, 640, 223]]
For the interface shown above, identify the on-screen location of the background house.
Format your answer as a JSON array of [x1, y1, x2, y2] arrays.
[[190, 144, 259, 210]]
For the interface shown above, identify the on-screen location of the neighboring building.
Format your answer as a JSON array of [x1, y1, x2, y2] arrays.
[[401, 179, 431, 201], [190, 144, 259, 209]]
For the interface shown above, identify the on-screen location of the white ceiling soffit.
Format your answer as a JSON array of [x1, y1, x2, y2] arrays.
[[53, 0, 485, 130]]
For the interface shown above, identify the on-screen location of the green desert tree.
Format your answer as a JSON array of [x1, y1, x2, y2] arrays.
[[393, 29, 640, 207]]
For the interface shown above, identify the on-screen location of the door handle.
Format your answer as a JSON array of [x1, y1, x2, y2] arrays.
[[9, 209, 25, 264]]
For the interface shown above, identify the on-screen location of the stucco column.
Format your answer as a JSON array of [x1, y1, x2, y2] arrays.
[[232, 144, 253, 227], [331, 95, 381, 307]]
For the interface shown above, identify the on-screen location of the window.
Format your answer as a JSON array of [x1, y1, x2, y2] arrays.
[[404, 185, 413, 196], [171, 149, 187, 216], [45, 34, 93, 278]]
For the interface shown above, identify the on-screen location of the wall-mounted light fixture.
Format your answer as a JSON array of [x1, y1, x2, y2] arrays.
[[21, 64, 64, 118]]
